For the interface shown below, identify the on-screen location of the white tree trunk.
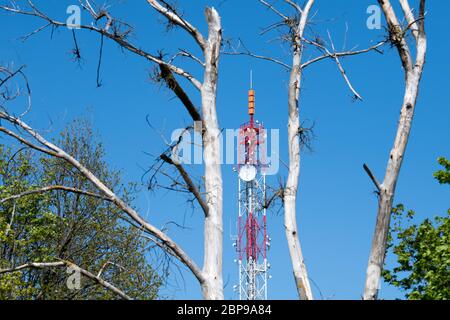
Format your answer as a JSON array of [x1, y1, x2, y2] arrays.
[[285, 0, 315, 301], [363, 0, 426, 300], [200, 7, 224, 300], [364, 71, 424, 300]]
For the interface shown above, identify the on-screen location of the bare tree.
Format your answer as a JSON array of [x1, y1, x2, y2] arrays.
[[284, 0, 316, 301], [363, 0, 427, 300], [225, 0, 385, 300], [0, 0, 224, 299]]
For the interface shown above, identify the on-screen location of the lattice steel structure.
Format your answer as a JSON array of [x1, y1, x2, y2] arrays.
[[233, 88, 270, 300]]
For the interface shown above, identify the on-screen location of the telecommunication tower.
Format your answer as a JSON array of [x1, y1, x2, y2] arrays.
[[233, 79, 270, 300]]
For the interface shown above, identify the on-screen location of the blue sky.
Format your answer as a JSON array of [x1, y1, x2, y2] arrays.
[[1, 0, 449, 299]]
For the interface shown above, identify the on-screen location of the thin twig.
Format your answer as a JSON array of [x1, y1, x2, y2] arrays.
[[97, 33, 104, 87], [301, 41, 385, 69], [258, 0, 289, 20]]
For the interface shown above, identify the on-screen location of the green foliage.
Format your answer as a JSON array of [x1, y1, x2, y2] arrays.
[[0, 119, 162, 299], [434, 157, 450, 185], [383, 157, 450, 300]]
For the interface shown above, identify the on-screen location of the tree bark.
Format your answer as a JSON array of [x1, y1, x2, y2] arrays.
[[200, 7, 224, 300], [285, 0, 315, 300], [363, 0, 426, 300]]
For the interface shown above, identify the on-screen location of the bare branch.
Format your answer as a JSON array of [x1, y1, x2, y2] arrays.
[[416, 0, 427, 69], [0, 111, 205, 286], [0, 185, 112, 204], [170, 49, 205, 67], [263, 187, 284, 210], [223, 51, 291, 70], [0, 65, 26, 90], [0, 126, 58, 157], [97, 261, 126, 278], [4, 201, 16, 237], [376, 0, 414, 72], [326, 30, 363, 100], [301, 41, 385, 69], [285, 0, 303, 14], [96, 33, 104, 87], [222, 39, 291, 70], [399, 0, 419, 41], [160, 154, 209, 217], [146, 0, 207, 51], [258, 0, 289, 20], [302, 33, 364, 100], [224, 38, 385, 74], [0, 64, 32, 117], [20, 22, 52, 42], [363, 163, 381, 193], [418, 0, 426, 34], [78, 0, 98, 18], [0, 260, 132, 300], [158, 64, 203, 122], [0, 4, 202, 90]]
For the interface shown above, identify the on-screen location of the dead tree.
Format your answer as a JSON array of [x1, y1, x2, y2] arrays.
[[284, 0, 316, 301], [0, 0, 224, 299], [363, 0, 427, 300], [226, 0, 385, 300]]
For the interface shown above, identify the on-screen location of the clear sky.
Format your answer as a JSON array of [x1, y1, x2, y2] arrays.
[[1, 0, 449, 300]]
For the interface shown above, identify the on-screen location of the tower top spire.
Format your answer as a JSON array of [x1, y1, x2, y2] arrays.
[[248, 70, 255, 120]]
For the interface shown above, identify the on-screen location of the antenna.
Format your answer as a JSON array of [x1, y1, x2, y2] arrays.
[[248, 70, 255, 119], [235, 71, 270, 300]]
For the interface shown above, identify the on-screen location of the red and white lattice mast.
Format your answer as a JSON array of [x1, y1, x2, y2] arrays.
[[234, 80, 270, 300]]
